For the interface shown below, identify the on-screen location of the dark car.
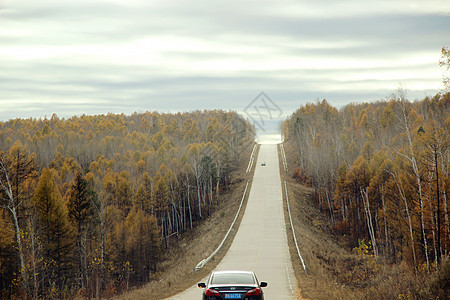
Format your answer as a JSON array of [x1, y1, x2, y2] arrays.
[[198, 270, 267, 300]]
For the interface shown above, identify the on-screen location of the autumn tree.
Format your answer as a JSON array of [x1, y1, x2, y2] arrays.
[[67, 171, 96, 291], [152, 170, 169, 248], [418, 120, 449, 266], [394, 92, 430, 270], [284, 92, 449, 273], [0, 209, 16, 293], [33, 168, 74, 295], [0, 109, 255, 296], [135, 172, 153, 213], [0, 141, 36, 295], [124, 205, 160, 283]]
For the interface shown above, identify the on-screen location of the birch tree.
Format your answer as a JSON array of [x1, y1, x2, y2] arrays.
[[395, 93, 430, 271], [0, 142, 36, 295]]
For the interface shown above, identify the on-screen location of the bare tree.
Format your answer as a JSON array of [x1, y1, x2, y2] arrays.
[[395, 91, 430, 271], [0, 147, 35, 295], [361, 187, 378, 259]]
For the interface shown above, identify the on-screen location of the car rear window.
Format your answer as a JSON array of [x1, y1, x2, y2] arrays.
[[211, 273, 255, 284]]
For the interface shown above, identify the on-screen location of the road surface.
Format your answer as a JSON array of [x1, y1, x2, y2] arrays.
[[168, 144, 297, 299]]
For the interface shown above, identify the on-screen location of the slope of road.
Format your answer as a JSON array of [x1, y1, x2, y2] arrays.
[[168, 144, 297, 299]]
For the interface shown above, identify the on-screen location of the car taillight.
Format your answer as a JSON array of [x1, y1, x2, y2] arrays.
[[246, 288, 261, 296], [205, 288, 221, 296]]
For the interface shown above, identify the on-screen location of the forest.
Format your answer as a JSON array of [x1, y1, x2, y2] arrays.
[[283, 91, 449, 276], [0, 110, 255, 298]]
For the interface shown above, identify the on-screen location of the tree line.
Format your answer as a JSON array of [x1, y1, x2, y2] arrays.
[[0, 110, 255, 298], [283, 92, 449, 273]]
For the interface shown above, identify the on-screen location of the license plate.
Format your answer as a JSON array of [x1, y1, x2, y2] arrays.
[[224, 293, 241, 299]]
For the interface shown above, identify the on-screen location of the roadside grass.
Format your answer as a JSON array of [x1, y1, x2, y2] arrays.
[[279, 141, 449, 300], [115, 144, 258, 300]]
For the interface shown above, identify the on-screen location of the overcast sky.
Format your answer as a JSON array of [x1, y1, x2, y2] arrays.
[[1, 0, 449, 130]]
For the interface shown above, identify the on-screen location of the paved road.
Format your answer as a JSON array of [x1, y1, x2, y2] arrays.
[[168, 144, 297, 299]]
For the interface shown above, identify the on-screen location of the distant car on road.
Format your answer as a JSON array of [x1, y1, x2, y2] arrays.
[[198, 270, 267, 299], [261, 162, 266, 166]]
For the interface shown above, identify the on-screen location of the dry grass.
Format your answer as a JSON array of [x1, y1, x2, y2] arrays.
[[115, 144, 258, 300], [279, 140, 450, 300]]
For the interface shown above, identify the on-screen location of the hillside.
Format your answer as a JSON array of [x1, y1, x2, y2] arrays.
[[282, 92, 449, 299], [0, 110, 255, 298]]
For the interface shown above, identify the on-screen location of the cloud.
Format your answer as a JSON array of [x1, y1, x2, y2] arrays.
[[1, 0, 449, 121]]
